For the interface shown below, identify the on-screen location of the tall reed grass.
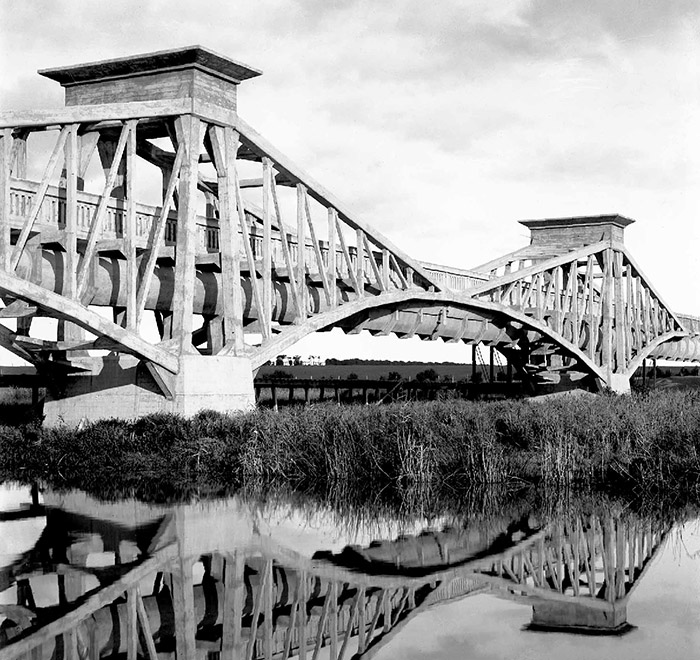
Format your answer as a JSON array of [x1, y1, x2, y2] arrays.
[[1, 389, 699, 503]]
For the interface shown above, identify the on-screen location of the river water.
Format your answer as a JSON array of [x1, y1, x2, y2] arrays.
[[0, 482, 698, 659]]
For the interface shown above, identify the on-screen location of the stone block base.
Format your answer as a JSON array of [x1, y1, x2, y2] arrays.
[[43, 354, 255, 427]]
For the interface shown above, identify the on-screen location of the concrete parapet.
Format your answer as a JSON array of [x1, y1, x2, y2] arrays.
[[43, 354, 255, 427]]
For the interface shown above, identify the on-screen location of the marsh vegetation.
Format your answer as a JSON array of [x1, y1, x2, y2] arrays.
[[1, 389, 699, 508]]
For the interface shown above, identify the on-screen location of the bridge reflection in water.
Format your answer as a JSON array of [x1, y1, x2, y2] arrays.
[[0, 489, 668, 660]]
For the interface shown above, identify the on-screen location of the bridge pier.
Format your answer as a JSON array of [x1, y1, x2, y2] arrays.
[[606, 373, 631, 394], [43, 354, 255, 427]]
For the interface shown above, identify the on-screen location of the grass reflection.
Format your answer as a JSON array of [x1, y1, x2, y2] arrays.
[[0, 390, 699, 519]]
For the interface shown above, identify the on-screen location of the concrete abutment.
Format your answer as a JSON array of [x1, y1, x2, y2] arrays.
[[42, 355, 255, 427]]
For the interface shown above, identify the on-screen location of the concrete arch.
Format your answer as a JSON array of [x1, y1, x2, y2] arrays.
[[622, 331, 689, 378], [252, 290, 607, 382]]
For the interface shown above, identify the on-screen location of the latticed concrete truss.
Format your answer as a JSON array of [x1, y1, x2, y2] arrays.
[[0, 499, 667, 659], [0, 47, 697, 399], [468, 236, 688, 385], [481, 513, 665, 608], [0, 109, 440, 372]]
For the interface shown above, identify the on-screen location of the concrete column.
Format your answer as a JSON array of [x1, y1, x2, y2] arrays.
[[171, 116, 203, 352]]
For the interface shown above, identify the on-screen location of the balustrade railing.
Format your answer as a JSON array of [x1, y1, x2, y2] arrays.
[[9, 179, 479, 291], [421, 265, 487, 291], [678, 314, 700, 334]]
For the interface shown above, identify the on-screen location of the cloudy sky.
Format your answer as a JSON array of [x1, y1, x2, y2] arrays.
[[1, 1, 698, 360]]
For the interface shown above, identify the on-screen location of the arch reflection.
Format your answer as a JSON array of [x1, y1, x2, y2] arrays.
[[0, 489, 669, 660]]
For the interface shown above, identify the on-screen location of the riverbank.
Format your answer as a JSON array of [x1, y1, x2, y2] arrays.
[[1, 389, 699, 504]]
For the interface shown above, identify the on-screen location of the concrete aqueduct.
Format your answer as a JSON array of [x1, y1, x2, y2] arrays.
[[0, 46, 698, 424]]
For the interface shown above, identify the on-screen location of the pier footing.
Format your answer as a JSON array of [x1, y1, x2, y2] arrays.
[[607, 374, 631, 394], [43, 354, 255, 426]]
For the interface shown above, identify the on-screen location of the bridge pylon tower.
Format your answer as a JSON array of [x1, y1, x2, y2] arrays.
[[0, 47, 274, 421], [468, 215, 696, 393], [0, 46, 443, 424]]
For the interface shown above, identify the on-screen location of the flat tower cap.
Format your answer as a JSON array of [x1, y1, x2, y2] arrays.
[[519, 214, 635, 231], [39, 45, 262, 86], [519, 214, 635, 247]]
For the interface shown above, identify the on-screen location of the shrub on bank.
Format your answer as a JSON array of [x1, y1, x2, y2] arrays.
[[1, 390, 699, 500]]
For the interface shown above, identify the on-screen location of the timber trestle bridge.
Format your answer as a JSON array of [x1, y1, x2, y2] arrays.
[[0, 46, 698, 424], [0, 490, 668, 659]]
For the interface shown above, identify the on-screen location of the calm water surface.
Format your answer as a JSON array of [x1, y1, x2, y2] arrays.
[[0, 483, 698, 659]]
